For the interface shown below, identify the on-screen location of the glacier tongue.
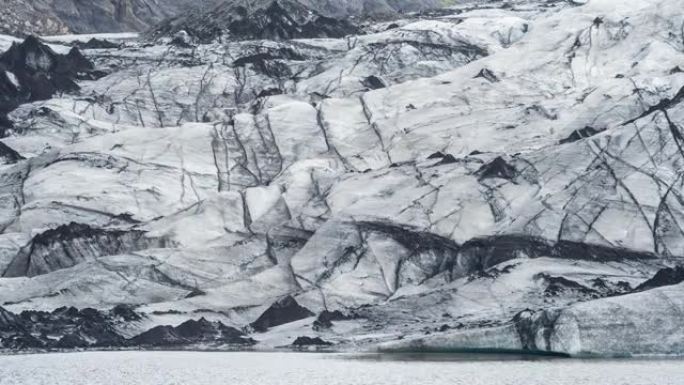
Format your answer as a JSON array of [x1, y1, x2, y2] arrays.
[[0, 0, 683, 356]]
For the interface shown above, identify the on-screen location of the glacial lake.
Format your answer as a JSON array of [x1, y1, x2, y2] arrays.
[[1, 351, 683, 385]]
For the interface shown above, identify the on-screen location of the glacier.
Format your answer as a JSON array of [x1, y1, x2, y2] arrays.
[[0, 0, 683, 357]]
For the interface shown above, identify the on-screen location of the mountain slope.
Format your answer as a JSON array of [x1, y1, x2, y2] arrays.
[[0, 0, 221, 36], [150, 0, 362, 43], [0, 0, 448, 36]]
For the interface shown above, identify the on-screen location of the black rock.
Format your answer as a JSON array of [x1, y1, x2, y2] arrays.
[[361, 75, 386, 90], [65, 47, 94, 72], [0, 113, 13, 134], [559, 126, 602, 144], [0, 141, 23, 165], [2, 334, 45, 349], [0, 36, 92, 97], [292, 336, 332, 346], [591, 277, 609, 289], [129, 318, 255, 347], [312, 310, 353, 330], [55, 333, 89, 348], [591, 278, 632, 296], [250, 296, 314, 332], [0, 36, 96, 128], [185, 288, 207, 298], [636, 266, 684, 292], [257, 88, 284, 98], [616, 281, 632, 291], [0, 67, 23, 122], [436, 154, 458, 165], [0, 306, 129, 349], [427, 151, 446, 159], [129, 325, 185, 346], [476, 157, 517, 181], [0, 307, 22, 329], [72, 322, 126, 348], [79, 307, 105, 322], [110, 304, 142, 322], [75, 38, 121, 50], [52, 306, 80, 318], [474, 68, 499, 83], [535, 273, 597, 297], [176, 318, 253, 344]]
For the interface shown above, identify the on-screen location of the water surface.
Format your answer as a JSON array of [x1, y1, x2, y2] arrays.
[[0, 351, 682, 385]]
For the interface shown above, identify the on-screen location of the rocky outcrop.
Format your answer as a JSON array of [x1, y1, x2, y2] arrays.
[[0, 36, 96, 128], [0, 307, 21, 329], [149, 0, 361, 43], [250, 296, 314, 332], [0, 0, 222, 36], [559, 126, 602, 144], [0, 141, 23, 165], [74, 38, 121, 50], [128, 325, 185, 346], [635, 266, 684, 291], [292, 336, 332, 346], [0, 306, 126, 349], [1, 0, 446, 36], [0, 0, 69, 36], [476, 157, 518, 182], [474, 68, 499, 83], [0, 36, 93, 95], [130, 318, 254, 347], [312, 310, 354, 330], [0, 68, 22, 133], [361, 76, 386, 90], [0, 306, 254, 350]]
